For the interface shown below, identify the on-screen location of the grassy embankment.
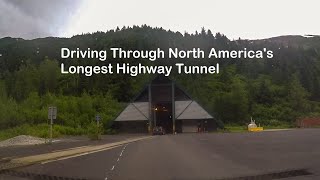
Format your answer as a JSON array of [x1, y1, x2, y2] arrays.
[[222, 122, 295, 133], [0, 122, 114, 141], [0, 124, 86, 141], [0, 121, 303, 141]]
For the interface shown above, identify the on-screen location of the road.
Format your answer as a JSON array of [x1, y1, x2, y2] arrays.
[[0, 135, 143, 159], [1, 129, 320, 180]]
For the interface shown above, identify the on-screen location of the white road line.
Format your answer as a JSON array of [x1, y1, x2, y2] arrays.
[[104, 143, 129, 180]]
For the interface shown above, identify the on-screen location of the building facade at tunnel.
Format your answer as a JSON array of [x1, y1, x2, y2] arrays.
[[114, 76, 217, 133]]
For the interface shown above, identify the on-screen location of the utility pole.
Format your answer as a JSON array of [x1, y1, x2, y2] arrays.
[[154, 107, 157, 126], [50, 114, 53, 143], [148, 84, 152, 134], [172, 81, 175, 134]]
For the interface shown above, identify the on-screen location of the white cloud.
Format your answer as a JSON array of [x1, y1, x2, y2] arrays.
[[1, 0, 319, 39], [64, 0, 320, 39]]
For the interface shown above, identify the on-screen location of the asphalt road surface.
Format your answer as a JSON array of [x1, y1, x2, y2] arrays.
[[1, 129, 320, 180], [0, 134, 143, 159]]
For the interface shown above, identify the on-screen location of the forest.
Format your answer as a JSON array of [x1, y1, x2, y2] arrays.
[[0, 25, 320, 138]]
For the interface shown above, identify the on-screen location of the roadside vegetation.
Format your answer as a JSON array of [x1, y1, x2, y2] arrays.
[[0, 90, 122, 141], [0, 124, 85, 141], [87, 121, 103, 140], [222, 122, 295, 133]]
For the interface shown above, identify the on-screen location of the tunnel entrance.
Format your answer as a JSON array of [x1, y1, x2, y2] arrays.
[[114, 75, 216, 134], [153, 102, 173, 134]]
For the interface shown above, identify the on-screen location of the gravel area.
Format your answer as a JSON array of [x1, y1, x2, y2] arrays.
[[0, 135, 46, 147]]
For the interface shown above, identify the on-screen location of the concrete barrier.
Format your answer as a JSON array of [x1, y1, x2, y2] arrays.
[[248, 127, 264, 132]]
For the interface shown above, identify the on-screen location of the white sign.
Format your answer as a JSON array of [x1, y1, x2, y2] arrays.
[[48, 106, 57, 120], [95, 115, 101, 121]]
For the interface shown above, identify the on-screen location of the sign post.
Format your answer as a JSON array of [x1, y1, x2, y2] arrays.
[[95, 114, 101, 126], [48, 106, 57, 143]]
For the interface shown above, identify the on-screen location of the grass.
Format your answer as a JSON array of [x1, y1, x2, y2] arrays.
[[0, 124, 87, 141], [223, 125, 248, 133], [221, 122, 295, 133], [264, 124, 294, 129]]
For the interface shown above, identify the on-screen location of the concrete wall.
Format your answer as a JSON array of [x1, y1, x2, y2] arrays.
[[114, 121, 149, 133]]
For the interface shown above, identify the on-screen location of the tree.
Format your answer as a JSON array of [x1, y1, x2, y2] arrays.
[[214, 76, 249, 123], [286, 75, 310, 119], [39, 58, 60, 95], [0, 80, 7, 100]]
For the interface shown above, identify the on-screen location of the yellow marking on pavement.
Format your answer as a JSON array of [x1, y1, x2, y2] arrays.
[[51, 145, 90, 153], [41, 145, 123, 164], [1, 136, 153, 170], [1, 157, 14, 161]]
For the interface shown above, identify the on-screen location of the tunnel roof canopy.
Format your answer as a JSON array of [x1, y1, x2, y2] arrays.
[[115, 76, 214, 122]]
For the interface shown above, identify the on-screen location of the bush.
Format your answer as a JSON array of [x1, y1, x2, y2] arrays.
[[53, 125, 86, 136], [0, 92, 122, 139], [0, 124, 89, 141], [267, 119, 282, 126], [87, 122, 103, 140]]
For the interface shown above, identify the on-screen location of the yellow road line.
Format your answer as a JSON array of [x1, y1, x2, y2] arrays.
[[51, 145, 91, 153], [4, 136, 152, 169], [41, 144, 123, 164]]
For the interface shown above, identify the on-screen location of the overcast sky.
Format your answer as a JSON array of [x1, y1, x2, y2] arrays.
[[1, 0, 319, 40]]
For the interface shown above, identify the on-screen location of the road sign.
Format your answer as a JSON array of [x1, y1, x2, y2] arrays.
[[48, 106, 57, 143], [48, 106, 57, 120], [95, 115, 101, 121]]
